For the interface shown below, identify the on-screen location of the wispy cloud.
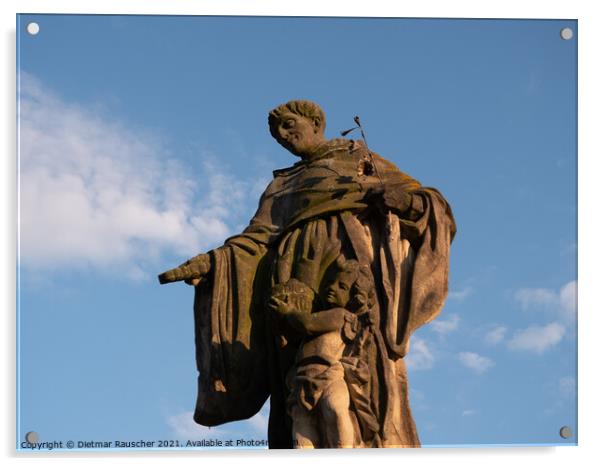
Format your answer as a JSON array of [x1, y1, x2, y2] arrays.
[[484, 325, 507, 345], [559, 376, 576, 398], [448, 286, 473, 301], [429, 313, 460, 335], [409, 388, 429, 411], [514, 280, 577, 323], [508, 281, 575, 354], [515, 287, 557, 309], [405, 337, 435, 371], [167, 411, 228, 440], [559, 281, 577, 317], [458, 351, 494, 374], [247, 404, 270, 434], [507, 322, 565, 354], [167, 403, 269, 442], [461, 409, 477, 417], [18, 73, 256, 279]]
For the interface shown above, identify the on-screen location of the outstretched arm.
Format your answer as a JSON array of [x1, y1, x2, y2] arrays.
[[158, 253, 211, 285], [158, 179, 281, 286]]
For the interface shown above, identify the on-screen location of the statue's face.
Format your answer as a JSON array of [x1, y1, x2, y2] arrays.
[[273, 112, 324, 157], [325, 272, 354, 308]]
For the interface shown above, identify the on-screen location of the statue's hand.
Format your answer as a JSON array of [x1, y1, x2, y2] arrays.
[[382, 186, 413, 214], [267, 296, 294, 315], [157, 253, 211, 285], [364, 184, 413, 215]]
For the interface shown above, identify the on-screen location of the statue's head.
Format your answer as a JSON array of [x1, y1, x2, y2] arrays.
[[268, 100, 326, 158], [326, 256, 376, 312]]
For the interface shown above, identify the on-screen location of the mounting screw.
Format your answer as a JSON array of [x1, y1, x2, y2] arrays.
[[25, 431, 39, 443], [26, 22, 40, 35], [560, 27, 573, 40]]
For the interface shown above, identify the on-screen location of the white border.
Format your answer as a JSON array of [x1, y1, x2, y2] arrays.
[[3, 1, 599, 466]]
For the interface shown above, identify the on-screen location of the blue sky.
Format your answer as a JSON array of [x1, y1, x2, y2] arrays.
[[16, 15, 577, 450]]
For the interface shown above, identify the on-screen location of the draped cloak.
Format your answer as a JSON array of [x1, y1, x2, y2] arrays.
[[191, 139, 456, 448]]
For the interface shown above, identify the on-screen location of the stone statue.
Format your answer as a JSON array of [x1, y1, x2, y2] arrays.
[[158, 100, 456, 448]]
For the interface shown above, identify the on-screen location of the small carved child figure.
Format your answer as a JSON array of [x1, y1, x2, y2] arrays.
[[268, 256, 374, 448]]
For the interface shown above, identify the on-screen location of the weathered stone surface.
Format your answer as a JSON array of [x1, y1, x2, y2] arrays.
[[158, 100, 456, 448]]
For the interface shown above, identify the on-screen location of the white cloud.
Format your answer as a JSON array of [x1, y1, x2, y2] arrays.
[[559, 281, 577, 316], [409, 388, 429, 411], [167, 411, 227, 440], [458, 351, 494, 374], [484, 325, 507, 345], [514, 280, 577, 323], [405, 337, 435, 371], [508, 282, 575, 354], [559, 376, 576, 398], [515, 287, 557, 309], [167, 403, 269, 442], [507, 322, 565, 354], [18, 73, 256, 277], [429, 313, 460, 334], [409, 388, 425, 403], [448, 286, 473, 301], [247, 403, 270, 434], [461, 409, 477, 417]]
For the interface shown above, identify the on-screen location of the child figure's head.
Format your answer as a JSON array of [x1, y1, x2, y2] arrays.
[[325, 256, 376, 312]]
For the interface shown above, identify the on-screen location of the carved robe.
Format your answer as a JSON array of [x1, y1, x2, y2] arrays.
[[191, 139, 456, 448]]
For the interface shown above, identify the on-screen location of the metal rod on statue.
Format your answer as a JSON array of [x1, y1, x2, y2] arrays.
[[340, 115, 384, 185], [353, 116, 384, 185]]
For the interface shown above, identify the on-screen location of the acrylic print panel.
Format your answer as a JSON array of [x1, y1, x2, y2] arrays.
[[16, 14, 577, 451]]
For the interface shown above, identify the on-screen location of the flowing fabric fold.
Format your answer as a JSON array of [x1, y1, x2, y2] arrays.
[[193, 243, 270, 426], [381, 188, 457, 359]]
